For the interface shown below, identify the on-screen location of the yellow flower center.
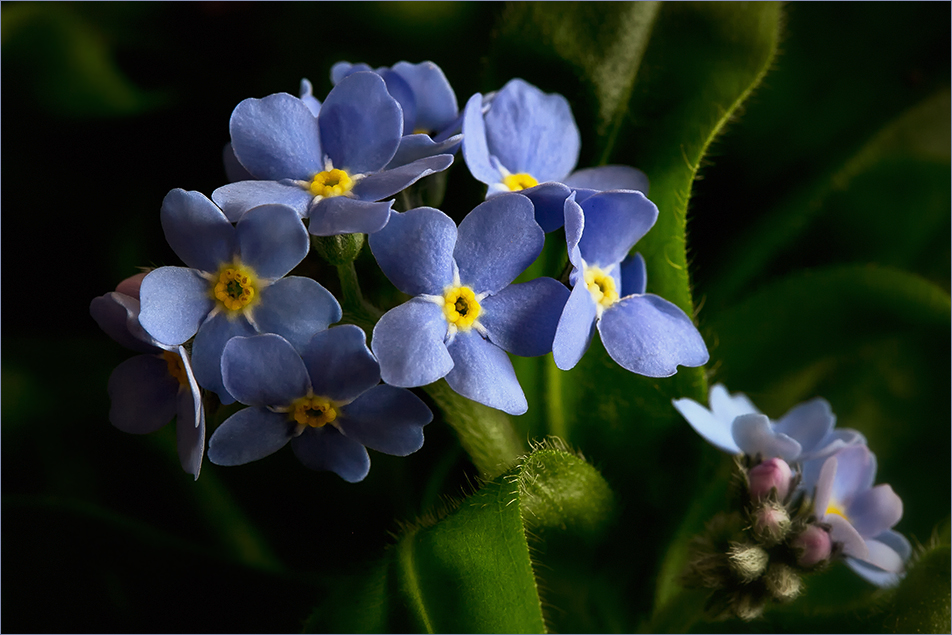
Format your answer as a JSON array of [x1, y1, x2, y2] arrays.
[[213, 263, 258, 312], [584, 266, 619, 308], [502, 172, 538, 192], [162, 350, 189, 386], [825, 502, 850, 522], [443, 286, 481, 331], [309, 169, 354, 197], [290, 395, 338, 428]]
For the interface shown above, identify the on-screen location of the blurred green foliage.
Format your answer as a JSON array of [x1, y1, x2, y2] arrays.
[[2, 2, 948, 632]]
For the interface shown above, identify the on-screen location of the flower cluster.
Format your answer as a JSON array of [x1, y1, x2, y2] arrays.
[[91, 61, 710, 482], [674, 384, 910, 619]]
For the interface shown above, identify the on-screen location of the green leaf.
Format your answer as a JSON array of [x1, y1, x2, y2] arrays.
[[711, 88, 952, 304], [304, 443, 614, 634]]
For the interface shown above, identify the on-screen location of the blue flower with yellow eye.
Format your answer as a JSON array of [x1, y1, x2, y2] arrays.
[[208, 327, 432, 482], [90, 276, 205, 479], [462, 78, 650, 231], [552, 190, 709, 376], [211, 71, 453, 236], [331, 60, 462, 168], [138, 189, 341, 403], [369, 193, 569, 415], [805, 444, 910, 587]]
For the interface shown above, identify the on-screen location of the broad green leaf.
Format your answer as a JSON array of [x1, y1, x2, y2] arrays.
[[711, 88, 952, 304], [304, 444, 614, 633]]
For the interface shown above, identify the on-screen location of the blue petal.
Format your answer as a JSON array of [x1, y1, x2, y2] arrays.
[[175, 386, 205, 479], [552, 281, 597, 371], [518, 181, 572, 233], [379, 68, 417, 131], [160, 189, 235, 273], [90, 293, 159, 354], [445, 332, 527, 415], [319, 72, 402, 174], [707, 383, 760, 423], [235, 204, 308, 279], [672, 396, 742, 454], [831, 444, 878, 504], [483, 78, 579, 182], [774, 398, 835, 457], [730, 413, 801, 461], [252, 277, 342, 351], [138, 266, 214, 346], [191, 312, 256, 403], [107, 355, 178, 434], [461, 92, 499, 185], [230, 92, 323, 181], [212, 181, 313, 222], [307, 196, 393, 236], [338, 384, 432, 456], [597, 294, 709, 377], [848, 484, 903, 537], [846, 555, 903, 588], [564, 165, 650, 194], [480, 277, 570, 357], [330, 61, 373, 84], [455, 193, 542, 294], [369, 207, 457, 296], [301, 325, 380, 404], [827, 514, 869, 560], [298, 78, 322, 117], [223, 142, 254, 182], [577, 190, 659, 268], [386, 133, 462, 169], [391, 61, 459, 134], [620, 253, 647, 297], [221, 333, 311, 407], [564, 193, 585, 270], [291, 426, 370, 482], [372, 299, 453, 387], [351, 154, 453, 201], [207, 407, 293, 466]]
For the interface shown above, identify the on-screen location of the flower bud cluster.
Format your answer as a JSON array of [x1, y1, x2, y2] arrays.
[[684, 455, 838, 621]]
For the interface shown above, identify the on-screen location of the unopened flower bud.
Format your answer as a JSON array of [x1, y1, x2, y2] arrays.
[[728, 543, 769, 582], [764, 563, 802, 601], [748, 457, 792, 501], [311, 232, 365, 266], [792, 524, 832, 568], [751, 501, 791, 545], [733, 592, 765, 621]]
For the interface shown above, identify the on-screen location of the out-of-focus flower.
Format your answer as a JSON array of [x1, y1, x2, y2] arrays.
[[552, 191, 708, 375], [138, 190, 341, 402], [212, 71, 453, 236], [331, 60, 462, 167], [673, 383, 865, 462], [369, 193, 569, 415], [208, 328, 432, 482], [807, 444, 911, 587], [462, 78, 649, 231], [90, 274, 205, 479]]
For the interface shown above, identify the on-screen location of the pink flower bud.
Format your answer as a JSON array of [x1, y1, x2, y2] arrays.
[[792, 524, 832, 568], [115, 272, 147, 300], [752, 501, 791, 544], [748, 457, 793, 501]]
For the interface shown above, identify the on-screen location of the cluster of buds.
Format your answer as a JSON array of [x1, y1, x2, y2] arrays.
[[684, 456, 837, 621]]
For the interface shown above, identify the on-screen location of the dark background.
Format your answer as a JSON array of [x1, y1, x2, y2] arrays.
[[3, 2, 949, 632]]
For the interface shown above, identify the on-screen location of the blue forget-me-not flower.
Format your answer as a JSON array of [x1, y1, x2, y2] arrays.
[[331, 60, 462, 168], [212, 71, 453, 236], [552, 190, 709, 376], [805, 444, 910, 587], [369, 193, 570, 415], [208, 327, 432, 482], [138, 189, 341, 403], [462, 78, 650, 231], [673, 383, 866, 463], [90, 274, 205, 479]]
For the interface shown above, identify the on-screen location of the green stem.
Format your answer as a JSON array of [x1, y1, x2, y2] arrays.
[[423, 380, 526, 479], [335, 261, 383, 333]]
